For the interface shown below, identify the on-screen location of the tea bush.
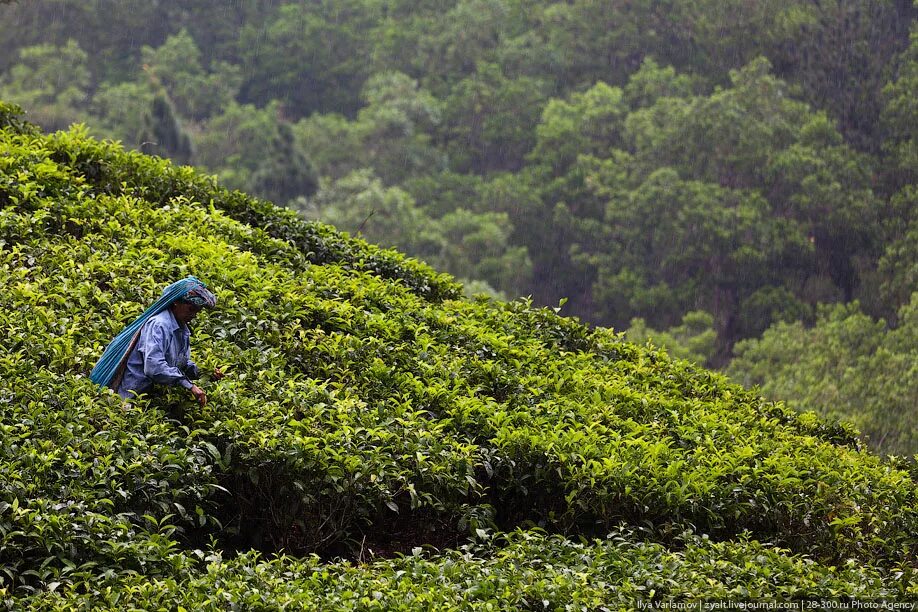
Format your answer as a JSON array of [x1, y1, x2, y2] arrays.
[[15, 530, 918, 610], [1, 104, 916, 605]]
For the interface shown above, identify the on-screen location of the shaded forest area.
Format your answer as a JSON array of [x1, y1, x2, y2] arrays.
[[0, 0, 915, 454]]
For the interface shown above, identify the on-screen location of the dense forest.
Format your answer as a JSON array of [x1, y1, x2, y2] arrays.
[[0, 0, 915, 455]]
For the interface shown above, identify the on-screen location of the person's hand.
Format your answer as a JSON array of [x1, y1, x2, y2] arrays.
[[213, 368, 225, 381], [190, 384, 207, 407]]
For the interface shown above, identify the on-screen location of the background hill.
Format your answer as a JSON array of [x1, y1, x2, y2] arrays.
[[1, 102, 917, 607], [1, 0, 915, 455]]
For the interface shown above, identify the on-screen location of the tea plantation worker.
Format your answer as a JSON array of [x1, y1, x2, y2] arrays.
[[90, 276, 221, 406]]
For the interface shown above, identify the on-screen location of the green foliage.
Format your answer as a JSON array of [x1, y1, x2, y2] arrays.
[[356, 72, 445, 180], [1, 120, 917, 606], [2, 3, 918, 600], [728, 298, 918, 456], [623, 57, 699, 109], [140, 29, 241, 121], [302, 170, 531, 296], [533, 0, 913, 148], [528, 81, 628, 175], [877, 187, 918, 316], [590, 168, 786, 332], [883, 26, 918, 187], [515, 57, 882, 353], [16, 531, 918, 609], [249, 122, 318, 204], [194, 102, 319, 204], [0, 0, 913, 352], [303, 169, 443, 259], [736, 286, 813, 340], [442, 62, 550, 173], [0, 101, 37, 134], [295, 72, 446, 185], [626, 311, 718, 366], [193, 102, 279, 191], [138, 93, 193, 164], [436, 208, 531, 294], [237, 1, 380, 117], [0, 40, 91, 131], [770, 0, 913, 151], [90, 81, 154, 146]]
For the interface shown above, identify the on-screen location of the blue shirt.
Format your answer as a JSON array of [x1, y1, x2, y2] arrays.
[[117, 309, 199, 399]]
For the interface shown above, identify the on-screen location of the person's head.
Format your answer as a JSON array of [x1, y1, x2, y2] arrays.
[[171, 300, 204, 325], [168, 279, 217, 325]]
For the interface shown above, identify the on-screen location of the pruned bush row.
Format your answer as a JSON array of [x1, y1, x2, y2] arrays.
[[39, 122, 461, 303], [12, 531, 917, 610]]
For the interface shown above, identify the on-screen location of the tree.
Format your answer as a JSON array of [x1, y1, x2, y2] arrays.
[[302, 169, 442, 260], [293, 72, 445, 185], [626, 310, 718, 366], [0, 39, 91, 131], [517, 58, 882, 351], [250, 122, 319, 204], [301, 169, 530, 296], [535, 0, 913, 151], [877, 187, 918, 319], [727, 296, 918, 456], [766, 0, 915, 152], [622, 57, 699, 109], [588, 167, 795, 344], [537, 0, 658, 89], [137, 92, 193, 164], [353, 72, 446, 184], [196, 102, 318, 203], [874, 26, 918, 319], [881, 24, 918, 191], [528, 81, 628, 177], [91, 81, 154, 145], [435, 207, 532, 295], [141, 28, 241, 121], [294, 112, 365, 182], [238, 1, 380, 117], [409, 0, 526, 92], [194, 102, 278, 191], [442, 62, 550, 173]]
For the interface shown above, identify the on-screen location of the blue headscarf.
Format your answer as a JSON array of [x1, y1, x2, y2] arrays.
[[90, 276, 216, 389]]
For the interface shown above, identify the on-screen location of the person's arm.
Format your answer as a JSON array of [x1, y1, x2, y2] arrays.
[[139, 321, 194, 390], [183, 359, 200, 381]]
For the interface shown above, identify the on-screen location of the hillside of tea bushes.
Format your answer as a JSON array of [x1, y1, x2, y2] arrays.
[[1, 102, 917, 607]]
